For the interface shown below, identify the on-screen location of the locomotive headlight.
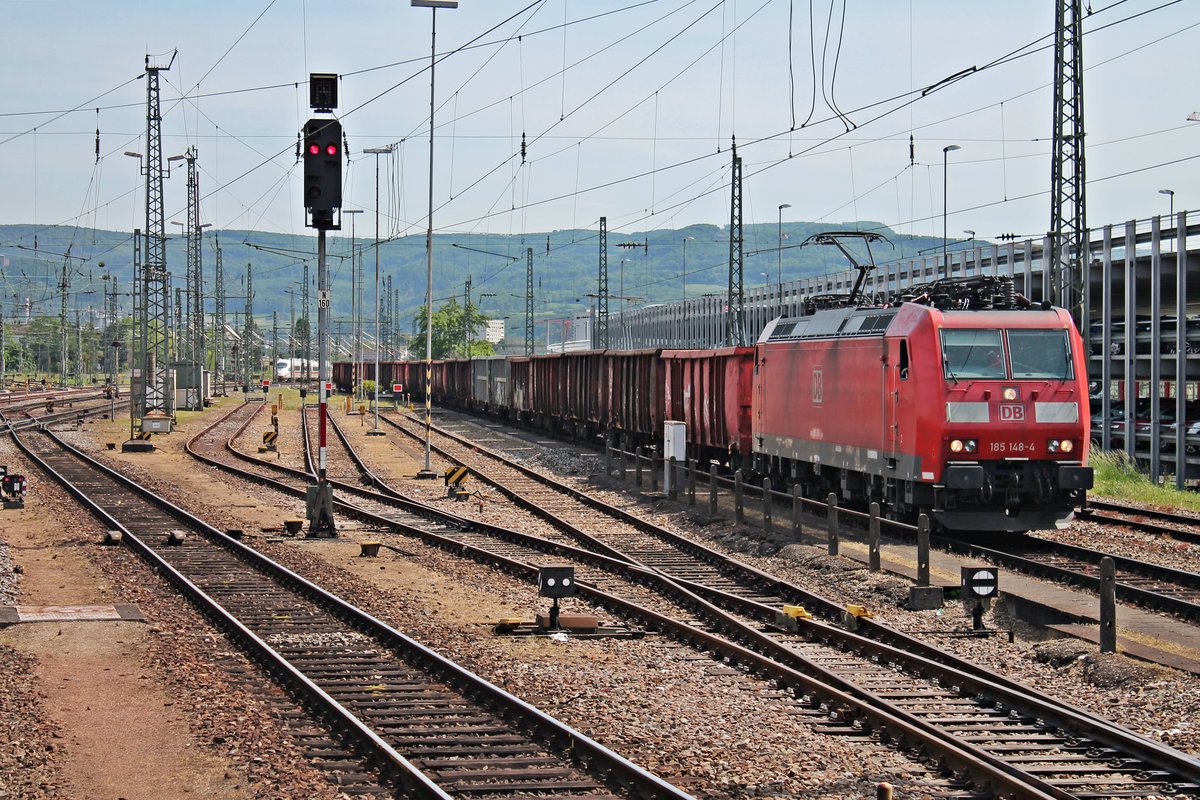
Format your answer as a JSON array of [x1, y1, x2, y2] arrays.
[[1048, 439, 1075, 454], [1001, 386, 1020, 401], [950, 438, 978, 454]]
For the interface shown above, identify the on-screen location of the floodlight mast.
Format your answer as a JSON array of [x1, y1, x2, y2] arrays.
[[363, 145, 393, 437], [412, 0, 458, 478]]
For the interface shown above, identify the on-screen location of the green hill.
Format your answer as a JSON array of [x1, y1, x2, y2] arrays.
[[0, 222, 973, 343]]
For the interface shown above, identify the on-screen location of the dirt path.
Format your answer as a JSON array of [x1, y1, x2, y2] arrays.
[[0, 424, 256, 800]]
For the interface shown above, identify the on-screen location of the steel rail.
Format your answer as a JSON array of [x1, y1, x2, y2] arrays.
[[178, 404, 697, 799], [377, 408, 1200, 796], [9, 422, 454, 798], [196, 409, 1073, 799], [1080, 500, 1200, 546], [936, 534, 1200, 622]]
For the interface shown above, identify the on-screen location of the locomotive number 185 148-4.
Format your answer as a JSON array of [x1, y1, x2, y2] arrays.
[[988, 440, 1037, 454]]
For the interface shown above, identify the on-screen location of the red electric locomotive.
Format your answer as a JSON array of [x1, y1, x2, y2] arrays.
[[752, 277, 1093, 532]]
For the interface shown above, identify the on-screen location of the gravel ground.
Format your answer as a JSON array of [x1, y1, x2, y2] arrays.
[[34, 411, 1200, 799], [67, 421, 945, 798], [0, 644, 66, 800], [1037, 512, 1200, 575], [0, 540, 18, 606], [5, 423, 363, 800], [93, 544, 358, 800], [453, 417, 1200, 760]]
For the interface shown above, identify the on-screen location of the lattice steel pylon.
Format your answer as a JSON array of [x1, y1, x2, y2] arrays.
[[183, 145, 205, 409], [525, 247, 534, 356], [302, 262, 311, 380], [243, 262, 254, 388], [143, 52, 175, 416], [214, 236, 226, 394], [59, 247, 71, 385], [1049, 0, 1087, 323], [726, 150, 745, 346], [597, 217, 609, 349], [132, 229, 142, 414]]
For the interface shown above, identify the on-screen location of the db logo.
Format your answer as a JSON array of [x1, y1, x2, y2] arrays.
[[812, 367, 824, 406], [999, 404, 1025, 421]]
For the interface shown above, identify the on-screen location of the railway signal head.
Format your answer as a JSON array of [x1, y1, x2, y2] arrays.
[[961, 566, 999, 599], [538, 565, 576, 599], [1, 471, 27, 507], [303, 117, 343, 228]]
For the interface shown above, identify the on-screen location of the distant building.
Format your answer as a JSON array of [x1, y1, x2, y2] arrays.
[[483, 319, 505, 344]]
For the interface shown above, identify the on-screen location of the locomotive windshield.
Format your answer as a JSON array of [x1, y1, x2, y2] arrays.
[[941, 329, 1006, 379], [941, 328, 1074, 381], [1008, 329, 1073, 380]]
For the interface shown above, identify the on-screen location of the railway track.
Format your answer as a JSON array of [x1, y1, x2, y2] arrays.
[[10, 410, 687, 799], [0, 395, 130, 433], [0, 387, 108, 413], [1080, 500, 1200, 547], [316, 408, 1200, 799], [936, 532, 1200, 623], [508, 408, 1200, 628]]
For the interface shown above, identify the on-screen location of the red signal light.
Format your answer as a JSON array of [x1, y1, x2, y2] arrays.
[[326, 144, 338, 156], [308, 144, 320, 155]]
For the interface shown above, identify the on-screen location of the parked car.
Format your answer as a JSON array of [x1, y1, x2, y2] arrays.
[[1135, 317, 1200, 355], [1088, 317, 1200, 356], [1088, 321, 1127, 355], [1160, 419, 1200, 454]]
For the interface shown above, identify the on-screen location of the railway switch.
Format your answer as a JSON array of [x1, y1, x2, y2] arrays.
[[774, 604, 813, 632], [842, 604, 873, 631], [537, 565, 577, 631], [443, 467, 470, 499]]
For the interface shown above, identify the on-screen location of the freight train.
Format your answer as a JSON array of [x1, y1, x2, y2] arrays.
[[334, 275, 1093, 532]]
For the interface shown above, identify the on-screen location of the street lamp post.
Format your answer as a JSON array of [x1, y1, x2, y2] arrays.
[[1159, 189, 1175, 254], [413, 0, 457, 479], [772, 203, 792, 287], [364, 145, 394, 437], [619, 258, 631, 344], [342, 208, 363, 403], [777, 203, 791, 316], [681, 236, 694, 302], [942, 144, 961, 280], [963, 229, 975, 269]]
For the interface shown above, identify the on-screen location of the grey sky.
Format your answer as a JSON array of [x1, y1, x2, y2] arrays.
[[2, 0, 1196, 245]]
